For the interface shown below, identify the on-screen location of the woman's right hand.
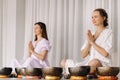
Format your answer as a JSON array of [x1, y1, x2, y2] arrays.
[[81, 30, 93, 58], [87, 30, 95, 44], [28, 41, 34, 56]]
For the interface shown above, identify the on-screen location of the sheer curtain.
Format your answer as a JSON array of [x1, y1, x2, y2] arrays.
[[0, 0, 119, 67], [0, 0, 3, 66], [24, 0, 83, 66], [0, 0, 25, 66], [24, 0, 120, 67]]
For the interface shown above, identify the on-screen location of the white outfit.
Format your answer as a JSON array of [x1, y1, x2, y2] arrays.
[[66, 28, 113, 68], [11, 38, 51, 68]]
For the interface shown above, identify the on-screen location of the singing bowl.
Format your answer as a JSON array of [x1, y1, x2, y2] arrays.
[[0, 67, 12, 75], [96, 67, 120, 76], [68, 66, 90, 76], [42, 67, 63, 77], [15, 68, 42, 76]]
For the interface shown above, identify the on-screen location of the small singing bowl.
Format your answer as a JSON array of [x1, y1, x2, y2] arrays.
[[15, 68, 42, 77], [0, 67, 12, 76], [42, 67, 63, 77], [68, 66, 90, 76], [96, 67, 120, 76]]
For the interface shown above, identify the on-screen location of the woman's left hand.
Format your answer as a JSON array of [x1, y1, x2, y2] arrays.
[[87, 30, 95, 44]]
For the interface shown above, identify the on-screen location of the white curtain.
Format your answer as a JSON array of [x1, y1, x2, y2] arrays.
[[24, 0, 120, 67], [0, 0, 3, 66], [0, 0, 25, 66], [24, 0, 83, 66], [0, 0, 120, 68]]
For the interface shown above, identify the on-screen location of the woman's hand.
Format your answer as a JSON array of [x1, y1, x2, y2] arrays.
[[28, 41, 34, 56], [81, 30, 93, 58], [87, 30, 95, 44], [86, 30, 109, 57]]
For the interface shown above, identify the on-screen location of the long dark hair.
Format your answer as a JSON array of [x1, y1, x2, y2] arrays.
[[34, 22, 48, 41], [94, 8, 108, 27]]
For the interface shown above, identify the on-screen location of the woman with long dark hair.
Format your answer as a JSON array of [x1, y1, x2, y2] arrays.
[[11, 22, 51, 68]]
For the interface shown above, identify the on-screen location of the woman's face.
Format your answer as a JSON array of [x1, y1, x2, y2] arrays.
[[34, 24, 42, 35], [92, 11, 105, 26]]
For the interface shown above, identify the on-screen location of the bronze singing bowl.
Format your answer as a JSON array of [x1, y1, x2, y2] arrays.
[[42, 67, 63, 77], [96, 67, 120, 76], [0, 67, 12, 75], [68, 66, 90, 76], [15, 67, 42, 76]]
